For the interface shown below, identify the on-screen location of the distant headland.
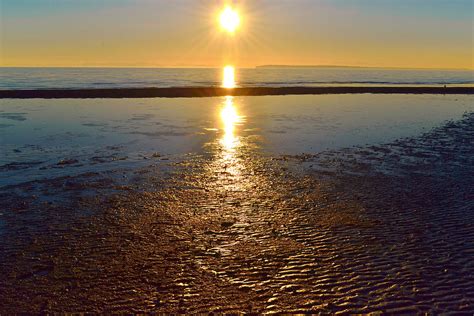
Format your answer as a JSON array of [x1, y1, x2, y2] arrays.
[[257, 65, 367, 69], [257, 65, 472, 70]]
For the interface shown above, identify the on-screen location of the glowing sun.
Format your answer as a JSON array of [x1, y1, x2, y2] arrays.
[[219, 6, 240, 33]]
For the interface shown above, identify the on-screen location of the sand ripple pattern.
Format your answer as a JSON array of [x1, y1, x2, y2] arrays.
[[0, 114, 473, 313]]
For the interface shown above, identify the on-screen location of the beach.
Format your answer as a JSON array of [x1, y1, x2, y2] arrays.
[[1, 93, 473, 313]]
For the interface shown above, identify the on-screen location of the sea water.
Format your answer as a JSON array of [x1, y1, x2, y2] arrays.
[[1, 67, 473, 90]]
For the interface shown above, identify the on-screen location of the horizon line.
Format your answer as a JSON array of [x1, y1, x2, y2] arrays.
[[0, 65, 472, 71]]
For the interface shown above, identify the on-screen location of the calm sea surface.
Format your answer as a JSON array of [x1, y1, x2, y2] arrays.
[[1, 67, 473, 89], [1, 94, 473, 186]]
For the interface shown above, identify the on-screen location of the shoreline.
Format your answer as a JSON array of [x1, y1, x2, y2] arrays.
[[1, 86, 473, 99]]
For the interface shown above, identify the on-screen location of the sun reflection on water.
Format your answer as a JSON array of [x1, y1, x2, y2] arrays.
[[214, 95, 246, 192], [222, 65, 236, 88], [212, 65, 245, 188], [220, 96, 244, 151]]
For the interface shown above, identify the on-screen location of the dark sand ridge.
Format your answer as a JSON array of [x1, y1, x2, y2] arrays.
[[0, 86, 473, 99], [0, 111, 473, 313]]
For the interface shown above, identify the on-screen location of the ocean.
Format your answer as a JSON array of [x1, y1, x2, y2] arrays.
[[1, 67, 473, 90]]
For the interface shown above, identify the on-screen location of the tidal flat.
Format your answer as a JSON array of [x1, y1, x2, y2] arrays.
[[0, 94, 473, 313]]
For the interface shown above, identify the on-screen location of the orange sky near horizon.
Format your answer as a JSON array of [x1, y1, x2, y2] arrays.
[[0, 0, 473, 69]]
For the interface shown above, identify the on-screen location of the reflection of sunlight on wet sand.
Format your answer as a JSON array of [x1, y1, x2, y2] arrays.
[[212, 95, 246, 192], [206, 65, 247, 192], [220, 96, 245, 174]]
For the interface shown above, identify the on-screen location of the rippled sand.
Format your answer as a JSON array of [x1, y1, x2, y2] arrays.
[[0, 112, 473, 313]]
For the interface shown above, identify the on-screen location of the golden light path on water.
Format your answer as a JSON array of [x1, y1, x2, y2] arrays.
[[222, 66, 236, 89], [214, 95, 248, 199], [210, 65, 247, 193], [220, 96, 243, 151], [220, 65, 243, 154]]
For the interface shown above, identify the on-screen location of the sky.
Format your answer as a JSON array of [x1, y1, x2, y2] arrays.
[[0, 0, 473, 69]]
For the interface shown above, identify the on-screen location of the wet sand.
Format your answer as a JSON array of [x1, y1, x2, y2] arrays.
[[1, 86, 473, 99], [0, 107, 473, 312]]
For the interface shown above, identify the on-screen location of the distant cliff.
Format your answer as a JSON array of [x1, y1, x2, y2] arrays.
[[256, 65, 368, 69]]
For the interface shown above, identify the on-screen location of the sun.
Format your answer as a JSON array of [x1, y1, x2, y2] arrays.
[[219, 6, 240, 33]]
